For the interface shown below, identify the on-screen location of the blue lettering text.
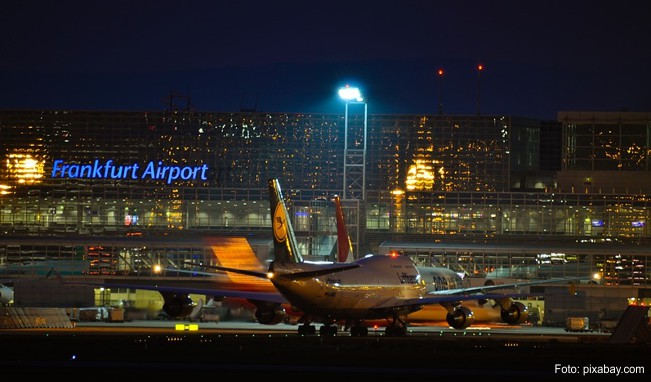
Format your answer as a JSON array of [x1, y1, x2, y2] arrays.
[[50, 159, 208, 184]]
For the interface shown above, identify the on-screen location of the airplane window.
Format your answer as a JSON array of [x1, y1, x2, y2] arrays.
[[432, 276, 441, 291]]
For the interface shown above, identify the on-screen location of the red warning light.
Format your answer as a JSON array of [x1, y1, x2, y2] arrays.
[[389, 251, 399, 258], [477, 64, 484, 71], [437, 69, 444, 76]]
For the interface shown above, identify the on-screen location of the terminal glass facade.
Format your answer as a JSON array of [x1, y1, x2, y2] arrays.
[[1, 109, 650, 286]]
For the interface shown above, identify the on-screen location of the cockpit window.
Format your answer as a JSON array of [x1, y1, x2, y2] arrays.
[[431, 275, 449, 291], [398, 272, 419, 284]]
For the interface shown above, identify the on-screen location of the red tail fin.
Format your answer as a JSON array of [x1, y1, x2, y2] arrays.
[[334, 196, 352, 262]]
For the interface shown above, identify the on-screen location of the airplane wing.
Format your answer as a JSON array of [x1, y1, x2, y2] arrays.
[[67, 279, 288, 304], [272, 264, 361, 278], [370, 277, 586, 317], [186, 263, 270, 278], [189, 262, 361, 279], [49, 270, 289, 305], [428, 276, 585, 296], [372, 292, 533, 310]]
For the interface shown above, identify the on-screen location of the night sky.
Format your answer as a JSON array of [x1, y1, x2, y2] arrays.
[[1, 1, 649, 120]]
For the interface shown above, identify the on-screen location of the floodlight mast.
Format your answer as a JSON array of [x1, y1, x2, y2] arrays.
[[337, 85, 367, 260], [337, 85, 367, 201]]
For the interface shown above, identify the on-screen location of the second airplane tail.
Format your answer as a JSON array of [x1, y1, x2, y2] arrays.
[[334, 196, 352, 262], [268, 178, 303, 264]]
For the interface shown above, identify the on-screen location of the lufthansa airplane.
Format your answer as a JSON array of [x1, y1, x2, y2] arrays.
[[188, 178, 583, 336], [56, 178, 580, 336]]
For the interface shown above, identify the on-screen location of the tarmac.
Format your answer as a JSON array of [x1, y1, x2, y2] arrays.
[[1, 320, 649, 381]]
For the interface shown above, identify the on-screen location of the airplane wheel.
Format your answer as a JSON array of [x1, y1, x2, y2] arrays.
[[385, 325, 407, 337], [319, 325, 337, 336], [299, 324, 316, 335]]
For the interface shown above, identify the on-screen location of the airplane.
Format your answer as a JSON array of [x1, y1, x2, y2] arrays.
[[54, 178, 582, 335], [409, 266, 535, 328], [185, 178, 587, 336], [0, 283, 14, 306], [182, 239, 526, 330], [332, 195, 538, 330]]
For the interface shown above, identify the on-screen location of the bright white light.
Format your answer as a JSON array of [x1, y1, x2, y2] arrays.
[[338, 86, 363, 102]]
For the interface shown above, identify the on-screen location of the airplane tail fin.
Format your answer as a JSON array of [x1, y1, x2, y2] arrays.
[[334, 196, 353, 262], [268, 178, 303, 264]]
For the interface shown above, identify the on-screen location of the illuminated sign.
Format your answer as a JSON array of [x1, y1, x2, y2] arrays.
[[51, 159, 209, 184], [632, 221, 645, 228], [125, 214, 138, 226], [591, 220, 604, 227]]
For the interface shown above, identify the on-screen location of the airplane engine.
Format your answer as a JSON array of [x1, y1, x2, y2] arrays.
[[160, 292, 195, 318], [252, 301, 286, 325], [446, 306, 475, 329], [500, 301, 529, 325]]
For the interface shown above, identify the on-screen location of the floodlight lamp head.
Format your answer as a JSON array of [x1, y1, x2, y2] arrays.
[[338, 86, 363, 102]]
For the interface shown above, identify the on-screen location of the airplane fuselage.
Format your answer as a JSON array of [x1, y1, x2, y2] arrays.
[[416, 266, 464, 292], [270, 255, 425, 320]]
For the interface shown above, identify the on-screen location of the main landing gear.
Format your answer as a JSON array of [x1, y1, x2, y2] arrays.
[[297, 322, 341, 336], [383, 315, 408, 336], [319, 323, 338, 336], [298, 323, 316, 335], [298, 316, 408, 337], [349, 321, 369, 336], [298, 320, 339, 336]]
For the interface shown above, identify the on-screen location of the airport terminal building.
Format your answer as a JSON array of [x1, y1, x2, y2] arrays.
[[1, 109, 650, 324]]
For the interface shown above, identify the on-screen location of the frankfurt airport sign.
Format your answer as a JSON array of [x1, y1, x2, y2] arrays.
[[51, 159, 209, 184]]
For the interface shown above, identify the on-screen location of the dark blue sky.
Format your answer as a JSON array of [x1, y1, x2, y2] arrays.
[[1, 1, 649, 120]]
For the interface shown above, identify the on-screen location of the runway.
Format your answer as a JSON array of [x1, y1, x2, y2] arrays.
[[66, 319, 613, 340], [1, 320, 648, 380]]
